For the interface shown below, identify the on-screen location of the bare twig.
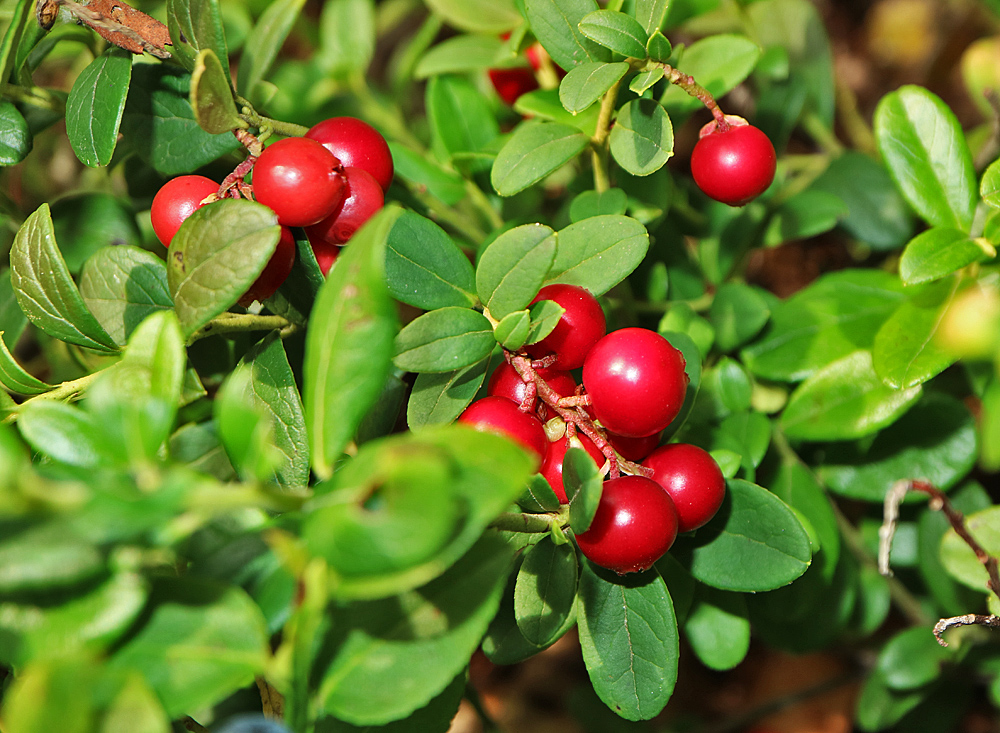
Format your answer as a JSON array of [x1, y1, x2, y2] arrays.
[[37, 0, 171, 58], [933, 614, 1000, 647]]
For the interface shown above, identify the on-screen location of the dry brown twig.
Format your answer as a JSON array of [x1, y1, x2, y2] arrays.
[[880, 479, 1000, 646]]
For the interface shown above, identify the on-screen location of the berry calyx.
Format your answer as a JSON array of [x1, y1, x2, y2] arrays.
[[525, 284, 606, 370], [643, 443, 726, 533], [304, 167, 385, 246], [305, 117, 394, 192], [690, 118, 776, 206], [151, 175, 218, 247], [574, 475, 679, 574], [458, 396, 547, 467], [541, 431, 605, 503], [252, 137, 346, 227], [487, 362, 576, 412], [239, 226, 296, 306], [582, 328, 688, 438]]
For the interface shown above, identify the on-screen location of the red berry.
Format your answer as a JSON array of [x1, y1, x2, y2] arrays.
[[488, 67, 539, 105], [487, 362, 576, 411], [642, 444, 726, 533], [541, 432, 605, 503], [608, 431, 661, 462], [239, 226, 296, 306], [150, 175, 218, 247], [582, 328, 688, 438], [305, 117, 394, 192], [253, 137, 346, 227], [574, 475, 679, 574], [310, 238, 339, 276], [304, 167, 384, 246], [525, 284, 606, 370], [690, 120, 776, 206], [457, 396, 547, 467]]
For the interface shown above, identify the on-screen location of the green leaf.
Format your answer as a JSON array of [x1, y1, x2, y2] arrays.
[[709, 283, 771, 352], [406, 355, 493, 429], [568, 188, 628, 222], [427, 75, 499, 172], [191, 49, 243, 135], [491, 121, 590, 196], [393, 307, 494, 373], [817, 393, 976, 503], [0, 0, 33, 99], [940, 505, 1000, 592], [518, 474, 563, 513], [167, 0, 231, 78], [525, 0, 611, 70], [414, 34, 506, 78], [872, 276, 961, 389], [65, 48, 131, 167], [107, 577, 268, 719], [609, 98, 673, 176], [559, 61, 629, 114], [388, 143, 466, 206], [565, 445, 603, 533], [385, 212, 477, 310], [305, 207, 400, 480], [79, 246, 173, 346], [111, 309, 186, 413], [0, 99, 30, 165], [18, 401, 106, 467], [477, 224, 557, 319], [634, 0, 668, 34], [51, 193, 143, 274], [316, 675, 465, 733], [494, 310, 531, 350], [629, 67, 663, 95], [677, 479, 812, 591], [275, 228, 324, 320], [660, 34, 761, 113], [877, 627, 952, 691], [424, 0, 522, 33], [983, 157, 1000, 209], [644, 29, 671, 62], [578, 10, 648, 58], [514, 536, 578, 646], [121, 65, 242, 175], [781, 350, 922, 441], [10, 204, 118, 353], [0, 525, 102, 594], [763, 189, 848, 246], [577, 563, 678, 721], [0, 333, 51, 395], [874, 85, 977, 230], [101, 674, 171, 733], [899, 228, 993, 286], [683, 587, 750, 671], [544, 215, 649, 295], [317, 534, 512, 725], [319, 0, 377, 76], [238, 0, 306, 101], [742, 269, 905, 382], [167, 199, 280, 337], [769, 461, 840, 573]]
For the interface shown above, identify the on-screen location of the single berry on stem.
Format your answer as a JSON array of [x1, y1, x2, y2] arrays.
[[305, 117, 394, 192], [691, 117, 776, 206], [239, 226, 296, 306], [305, 167, 385, 246], [574, 475, 679, 574], [643, 443, 726, 533], [541, 431, 605, 503], [458, 396, 548, 468], [252, 137, 346, 227], [525, 284, 606, 370], [151, 174, 218, 247]]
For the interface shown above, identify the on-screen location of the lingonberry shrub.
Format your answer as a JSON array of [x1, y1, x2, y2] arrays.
[[643, 443, 727, 533], [150, 174, 218, 246], [305, 116, 394, 192], [252, 137, 346, 226], [690, 118, 777, 206]]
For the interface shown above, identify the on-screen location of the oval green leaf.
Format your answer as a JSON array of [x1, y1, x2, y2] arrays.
[[66, 47, 132, 167], [578, 10, 649, 58], [0, 99, 30, 165], [514, 536, 578, 646], [659, 34, 761, 113], [237, 0, 305, 102], [525, 0, 611, 70], [491, 121, 590, 197], [559, 61, 629, 114], [899, 228, 993, 286], [494, 309, 531, 350], [385, 210, 477, 310], [983, 157, 1000, 209], [609, 98, 673, 176], [192, 48, 244, 134], [167, 0, 231, 77], [406, 355, 492, 429], [477, 223, 556, 319], [544, 215, 649, 295], [393, 307, 495, 373]]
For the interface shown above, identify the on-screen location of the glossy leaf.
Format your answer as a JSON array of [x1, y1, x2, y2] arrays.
[[10, 204, 118, 352], [427, 75, 499, 172], [609, 98, 673, 176], [877, 627, 952, 690], [393, 307, 494, 373], [577, 563, 678, 721], [709, 283, 771, 352], [645, 29, 672, 62], [51, 193, 142, 274], [79, 245, 173, 346], [167, 0, 231, 78], [525, 0, 611, 70], [544, 215, 649, 295], [65, 48, 131, 167], [526, 299, 565, 344], [983, 157, 1000, 209], [424, 0, 521, 33], [406, 355, 492, 429], [491, 121, 590, 196], [634, 0, 668, 34], [818, 393, 976, 503], [385, 211, 477, 310], [305, 207, 400, 480], [683, 587, 750, 671], [191, 49, 243, 135], [0, 333, 50, 395], [477, 223, 556, 319], [18, 401, 106, 468], [713, 410, 770, 472], [568, 188, 628, 222], [514, 89, 601, 137], [238, 0, 306, 100], [494, 310, 531, 350], [414, 34, 506, 78], [565, 445, 603, 534], [899, 228, 993, 286], [874, 86, 977, 231], [629, 67, 664, 95], [0, 99, 31, 165], [514, 536, 578, 646], [660, 35, 760, 113], [559, 61, 629, 114], [167, 199, 280, 337], [112, 309, 186, 412], [578, 10, 648, 58], [678, 480, 812, 591]]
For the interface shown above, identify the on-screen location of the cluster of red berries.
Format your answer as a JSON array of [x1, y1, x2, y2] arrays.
[[457, 284, 726, 574], [690, 116, 777, 207], [150, 117, 393, 303]]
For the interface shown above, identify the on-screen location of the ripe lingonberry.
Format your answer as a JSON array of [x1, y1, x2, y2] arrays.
[[607, 431, 661, 462], [252, 137, 346, 227], [305, 117, 394, 192], [690, 119, 776, 206], [239, 226, 296, 306], [458, 396, 547, 467], [541, 432, 605, 503], [151, 175, 218, 247], [488, 67, 539, 105], [310, 239, 338, 276], [582, 328, 688, 438], [487, 362, 576, 411], [304, 167, 385, 246], [643, 443, 726, 533], [525, 284, 606, 370], [574, 475, 679, 574]]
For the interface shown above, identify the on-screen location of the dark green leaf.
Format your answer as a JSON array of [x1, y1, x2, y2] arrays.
[[494, 309, 531, 350], [406, 356, 492, 429], [683, 587, 750, 671], [65, 48, 131, 167], [525, 0, 611, 70], [10, 204, 118, 352], [0, 99, 30, 165], [167, 0, 231, 78], [713, 410, 770, 471], [238, 0, 305, 100], [51, 193, 142, 274], [393, 307, 494, 373], [644, 29, 671, 62], [568, 188, 628, 222], [709, 283, 770, 352], [514, 536, 578, 646], [769, 461, 840, 573], [818, 393, 976, 502], [305, 207, 400, 480], [424, 0, 522, 32], [678, 479, 811, 591], [559, 61, 629, 114], [762, 189, 848, 245], [578, 10, 648, 58], [427, 75, 499, 172], [477, 223, 556, 319], [491, 121, 590, 196], [414, 35, 506, 78], [518, 474, 563, 513], [629, 67, 663, 95], [544, 215, 649, 295], [874, 86, 977, 230], [660, 35, 760, 113], [388, 143, 466, 206], [877, 627, 952, 690], [526, 299, 566, 344], [609, 98, 673, 176], [983, 157, 1000, 209], [167, 199, 280, 337], [899, 228, 993, 286], [577, 563, 678, 721], [565, 445, 603, 533], [79, 245, 173, 346], [191, 49, 243, 134]]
